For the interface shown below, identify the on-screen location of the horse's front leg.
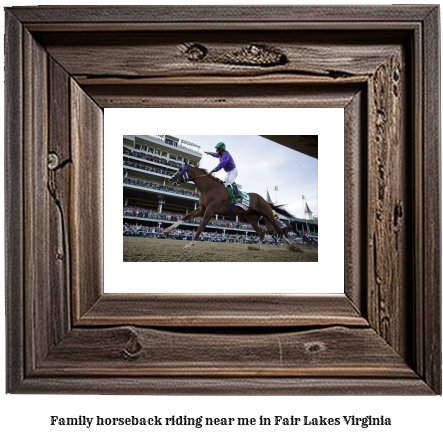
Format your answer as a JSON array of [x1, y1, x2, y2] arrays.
[[184, 208, 214, 248], [164, 206, 204, 234]]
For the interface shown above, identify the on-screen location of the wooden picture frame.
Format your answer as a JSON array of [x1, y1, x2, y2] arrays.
[[5, 5, 441, 394]]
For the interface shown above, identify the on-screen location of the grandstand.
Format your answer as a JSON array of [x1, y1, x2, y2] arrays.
[[123, 135, 264, 238]]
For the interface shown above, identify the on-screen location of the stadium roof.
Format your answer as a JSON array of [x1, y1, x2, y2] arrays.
[[259, 135, 318, 159]]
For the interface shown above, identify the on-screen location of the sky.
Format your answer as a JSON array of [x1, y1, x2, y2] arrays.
[[172, 135, 318, 219]]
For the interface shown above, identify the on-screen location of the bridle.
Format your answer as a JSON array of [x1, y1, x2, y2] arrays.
[[170, 163, 211, 186], [177, 163, 189, 182]]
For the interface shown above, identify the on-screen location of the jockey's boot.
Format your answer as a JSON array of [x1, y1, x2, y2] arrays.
[[232, 183, 241, 199]]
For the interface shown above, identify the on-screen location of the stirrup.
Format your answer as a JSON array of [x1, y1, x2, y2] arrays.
[[232, 184, 240, 198]]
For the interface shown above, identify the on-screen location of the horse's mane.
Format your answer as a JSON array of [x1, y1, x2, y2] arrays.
[[194, 166, 224, 184]]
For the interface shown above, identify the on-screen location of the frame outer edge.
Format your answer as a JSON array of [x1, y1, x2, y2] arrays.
[[6, 5, 437, 23], [4, 5, 441, 395], [5, 11, 24, 392], [423, 6, 441, 395], [12, 377, 435, 396]]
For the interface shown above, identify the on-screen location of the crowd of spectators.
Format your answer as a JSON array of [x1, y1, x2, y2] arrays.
[[123, 207, 316, 246], [124, 224, 165, 238], [123, 177, 199, 198], [123, 160, 175, 177], [124, 149, 183, 169], [301, 232, 318, 246], [123, 206, 266, 232], [124, 206, 189, 222], [123, 223, 265, 244]]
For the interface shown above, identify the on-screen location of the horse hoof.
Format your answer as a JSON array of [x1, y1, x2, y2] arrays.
[[184, 242, 196, 249]]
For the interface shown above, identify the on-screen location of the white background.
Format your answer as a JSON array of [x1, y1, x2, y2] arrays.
[[108, 108, 343, 294], [1, 1, 442, 438]]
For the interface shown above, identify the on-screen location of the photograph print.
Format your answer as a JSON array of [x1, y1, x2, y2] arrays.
[[123, 135, 318, 262]]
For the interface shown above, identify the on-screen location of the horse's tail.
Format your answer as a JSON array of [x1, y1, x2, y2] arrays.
[[269, 203, 296, 220]]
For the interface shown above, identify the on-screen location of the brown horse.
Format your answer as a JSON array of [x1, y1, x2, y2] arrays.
[[265, 217, 295, 243], [164, 164, 296, 250]]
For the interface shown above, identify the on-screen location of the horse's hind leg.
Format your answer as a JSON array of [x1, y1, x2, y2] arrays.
[[245, 212, 264, 250], [260, 210, 292, 248]]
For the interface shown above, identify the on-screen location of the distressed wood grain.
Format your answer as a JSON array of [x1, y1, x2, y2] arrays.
[[48, 57, 72, 346], [5, 10, 25, 392], [83, 82, 362, 108], [70, 81, 104, 320], [79, 294, 367, 327], [344, 90, 366, 314], [23, 29, 50, 372], [9, 5, 437, 24], [38, 326, 415, 378], [39, 31, 403, 80], [367, 51, 409, 358], [13, 376, 433, 396], [422, 6, 441, 394]]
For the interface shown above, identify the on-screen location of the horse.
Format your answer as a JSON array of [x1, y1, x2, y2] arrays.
[[264, 216, 298, 244], [302, 234, 318, 246], [164, 163, 298, 250]]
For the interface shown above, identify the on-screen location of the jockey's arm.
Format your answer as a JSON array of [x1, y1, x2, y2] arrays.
[[212, 154, 229, 173]]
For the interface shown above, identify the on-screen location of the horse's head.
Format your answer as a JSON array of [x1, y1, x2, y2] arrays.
[[169, 163, 191, 186]]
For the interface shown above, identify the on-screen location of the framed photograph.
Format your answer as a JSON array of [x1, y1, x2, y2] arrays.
[[5, 5, 440, 394]]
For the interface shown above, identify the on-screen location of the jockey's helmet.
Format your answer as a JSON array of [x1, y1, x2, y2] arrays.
[[215, 142, 226, 155]]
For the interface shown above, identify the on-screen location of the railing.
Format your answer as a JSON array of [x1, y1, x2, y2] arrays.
[[122, 227, 298, 244], [123, 150, 182, 170], [123, 161, 175, 177], [123, 177, 200, 199], [123, 211, 262, 231]]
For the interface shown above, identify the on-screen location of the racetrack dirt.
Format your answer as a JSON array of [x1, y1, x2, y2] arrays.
[[123, 237, 318, 262]]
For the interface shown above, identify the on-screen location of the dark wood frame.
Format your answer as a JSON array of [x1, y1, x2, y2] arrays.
[[5, 6, 441, 394]]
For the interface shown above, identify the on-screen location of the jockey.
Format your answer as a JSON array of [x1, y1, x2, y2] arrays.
[[205, 142, 240, 198], [273, 211, 286, 228]]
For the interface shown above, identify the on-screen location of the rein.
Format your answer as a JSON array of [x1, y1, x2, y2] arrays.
[[187, 173, 211, 181], [175, 164, 220, 184]]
